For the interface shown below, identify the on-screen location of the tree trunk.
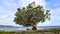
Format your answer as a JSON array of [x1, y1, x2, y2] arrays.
[[32, 25, 37, 30], [29, 23, 37, 30], [26, 23, 37, 30]]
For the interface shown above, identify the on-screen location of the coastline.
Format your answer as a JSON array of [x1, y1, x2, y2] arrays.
[[0, 28, 60, 34]]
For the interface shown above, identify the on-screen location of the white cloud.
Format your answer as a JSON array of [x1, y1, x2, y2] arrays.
[[0, 14, 8, 19], [38, 6, 60, 26], [0, 0, 17, 24], [18, 0, 46, 8], [1, 0, 17, 6], [37, 21, 50, 26], [1, 0, 60, 26], [0, 0, 60, 26], [51, 7, 60, 15], [31, 0, 46, 7], [0, 0, 46, 26], [37, 19, 60, 26]]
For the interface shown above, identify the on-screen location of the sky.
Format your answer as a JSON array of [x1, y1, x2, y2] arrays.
[[0, 0, 60, 26]]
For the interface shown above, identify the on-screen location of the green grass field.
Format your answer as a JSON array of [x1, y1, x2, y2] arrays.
[[0, 32, 14, 34]]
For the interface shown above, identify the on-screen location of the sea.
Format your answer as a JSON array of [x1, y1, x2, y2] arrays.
[[0, 25, 60, 30]]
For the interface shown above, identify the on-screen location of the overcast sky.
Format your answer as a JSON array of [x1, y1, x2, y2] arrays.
[[0, 0, 60, 26]]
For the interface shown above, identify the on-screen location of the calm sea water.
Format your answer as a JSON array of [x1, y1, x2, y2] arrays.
[[0, 25, 60, 30]]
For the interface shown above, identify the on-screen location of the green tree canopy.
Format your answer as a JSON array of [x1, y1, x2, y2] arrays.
[[14, 2, 50, 27]]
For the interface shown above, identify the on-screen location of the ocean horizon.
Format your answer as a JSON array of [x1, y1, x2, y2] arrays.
[[0, 25, 60, 30]]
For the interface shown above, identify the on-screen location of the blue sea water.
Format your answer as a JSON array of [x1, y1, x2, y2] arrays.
[[0, 25, 60, 30], [0, 25, 18, 30], [37, 26, 60, 30]]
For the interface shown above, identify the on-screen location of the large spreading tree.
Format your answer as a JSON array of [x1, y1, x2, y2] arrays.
[[14, 2, 50, 30]]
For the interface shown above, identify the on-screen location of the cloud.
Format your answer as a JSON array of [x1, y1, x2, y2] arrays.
[[38, 6, 60, 26], [51, 7, 60, 15], [0, 0, 46, 26], [1, 0, 17, 6], [0, 0, 60, 26], [0, 14, 8, 19], [32, 0, 46, 7], [18, 0, 46, 8], [0, 0, 17, 25], [51, 7, 60, 21]]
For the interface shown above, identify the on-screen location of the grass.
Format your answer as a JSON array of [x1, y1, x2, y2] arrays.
[[0, 32, 14, 34]]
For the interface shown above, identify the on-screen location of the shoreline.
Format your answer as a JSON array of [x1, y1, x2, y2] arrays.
[[0, 28, 60, 34], [0, 28, 60, 32]]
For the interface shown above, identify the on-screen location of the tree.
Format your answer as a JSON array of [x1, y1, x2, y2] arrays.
[[14, 2, 50, 30]]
